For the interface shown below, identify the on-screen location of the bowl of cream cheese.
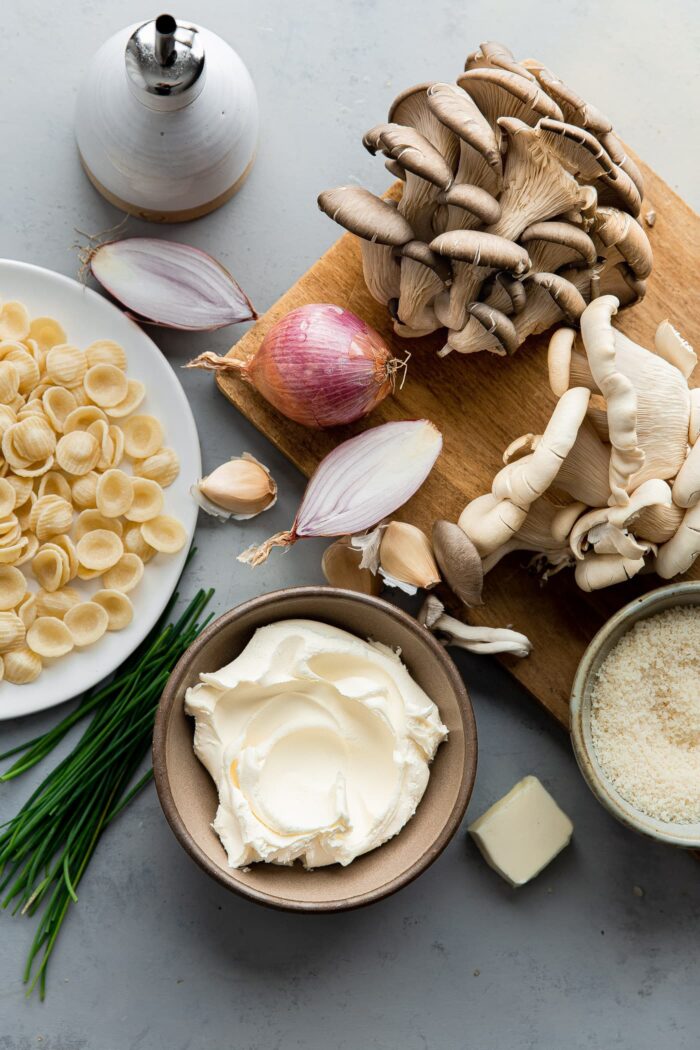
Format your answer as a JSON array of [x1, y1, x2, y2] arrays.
[[153, 586, 477, 910]]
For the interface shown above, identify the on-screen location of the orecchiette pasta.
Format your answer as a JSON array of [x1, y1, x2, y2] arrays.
[[35, 586, 81, 619], [85, 340, 127, 371], [65, 602, 109, 647], [133, 447, 179, 488], [124, 478, 163, 522], [0, 565, 25, 610], [27, 616, 74, 658], [96, 469, 133, 518], [55, 430, 101, 475], [122, 414, 164, 459], [29, 316, 67, 352], [3, 647, 42, 683], [76, 529, 124, 572], [102, 553, 144, 594], [92, 589, 133, 630], [140, 515, 186, 554], [84, 364, 128, 408], [45, 345, 87, 388], [0, 301, 184, 686], [0, 302, 31, 341]]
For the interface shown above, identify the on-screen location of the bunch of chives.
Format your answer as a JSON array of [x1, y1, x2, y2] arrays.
[[0, 560, 214, 999]]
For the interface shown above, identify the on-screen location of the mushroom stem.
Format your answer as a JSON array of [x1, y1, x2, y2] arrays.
[[418, 595, 532, 657]]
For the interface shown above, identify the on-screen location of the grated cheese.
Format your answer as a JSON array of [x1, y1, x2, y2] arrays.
[[591, 605, 700, 824]]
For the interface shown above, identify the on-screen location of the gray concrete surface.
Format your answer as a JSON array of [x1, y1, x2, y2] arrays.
[[1, 1, 699, 1046]]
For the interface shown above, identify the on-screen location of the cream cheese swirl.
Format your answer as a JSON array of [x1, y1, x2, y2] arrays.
[[185, 619, 447, 868]]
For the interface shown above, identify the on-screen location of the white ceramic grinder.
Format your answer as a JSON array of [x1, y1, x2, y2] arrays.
[[75, 14, 258, 222]]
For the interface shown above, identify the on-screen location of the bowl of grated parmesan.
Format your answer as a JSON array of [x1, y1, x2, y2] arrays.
[[570, 581, 700, 848]]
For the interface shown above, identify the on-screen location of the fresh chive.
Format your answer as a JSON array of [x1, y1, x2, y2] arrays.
[[0, 557, 214, 999]]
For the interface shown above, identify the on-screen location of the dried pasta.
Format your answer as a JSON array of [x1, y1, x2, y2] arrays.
[[0, 300, 185, 686]]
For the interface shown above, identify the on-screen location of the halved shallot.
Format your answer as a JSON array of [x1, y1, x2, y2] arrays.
[[87, 238, 256, 331], [239, 419, 442, 565]]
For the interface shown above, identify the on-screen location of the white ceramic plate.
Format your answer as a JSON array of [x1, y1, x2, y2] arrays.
[[0, 260, 200, 720]]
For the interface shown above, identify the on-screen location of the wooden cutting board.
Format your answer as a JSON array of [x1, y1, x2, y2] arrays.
[[216, 159, 700, 729]]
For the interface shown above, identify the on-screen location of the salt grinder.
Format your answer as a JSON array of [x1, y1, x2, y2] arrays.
[[75, 14, 258, 222]]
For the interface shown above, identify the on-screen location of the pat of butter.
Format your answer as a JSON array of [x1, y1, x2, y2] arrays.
[[468, 776, 573, 887]]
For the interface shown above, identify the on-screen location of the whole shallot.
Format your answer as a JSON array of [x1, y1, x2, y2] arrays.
[[188, 303, 406, 428]]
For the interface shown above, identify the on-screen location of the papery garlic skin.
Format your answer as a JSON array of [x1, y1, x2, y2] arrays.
[[185, 620, 447, 868], [192, 454, 277, 520]]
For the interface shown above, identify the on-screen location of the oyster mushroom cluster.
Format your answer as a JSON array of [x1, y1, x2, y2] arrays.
[[457, 295, 699, 591], [318, 41, 651, 357]]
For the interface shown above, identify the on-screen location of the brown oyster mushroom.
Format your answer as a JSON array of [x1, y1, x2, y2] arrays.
[[429, 229, 530, 332], [363, 123, 454, 240], [457, 68, 563, 144], [446, 302, 519, 357], [482, 272, 527, 316], [394, 243, 450, 337], [384, 158, 406, 181], [485, 119, 589, 242], [389, 82, 460, 172], [434, 183, 502, 233], [563, 261, 647, 309], [597, 130, 644, 198], [451, 271, 585, 357], [592, 207, 653, 281], [465, 41, 536, 81], [317, 185, 414, 244], [511, 272, 587, 344], [519, 220, 597, 273], [432, 519, 484, 606], [536, 118, 641, 217], [317, 186, 411, 305], [524, 62, 613, 135], [425, 82, 502, 196], [362, 124, 454, 189]]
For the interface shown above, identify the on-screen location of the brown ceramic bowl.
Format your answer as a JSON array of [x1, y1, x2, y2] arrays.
[[153, 586, 477, 911]]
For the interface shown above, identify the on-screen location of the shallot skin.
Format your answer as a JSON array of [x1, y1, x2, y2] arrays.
[[248, 304, 397, 428]]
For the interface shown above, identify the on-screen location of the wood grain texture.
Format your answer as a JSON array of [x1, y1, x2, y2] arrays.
[[216, 159, 700, 729]]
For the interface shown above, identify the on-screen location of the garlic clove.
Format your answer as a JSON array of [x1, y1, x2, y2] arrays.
[[192, 454, 277, 520], [379, 521, 440, 594], [322, 538, 381, 595]]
